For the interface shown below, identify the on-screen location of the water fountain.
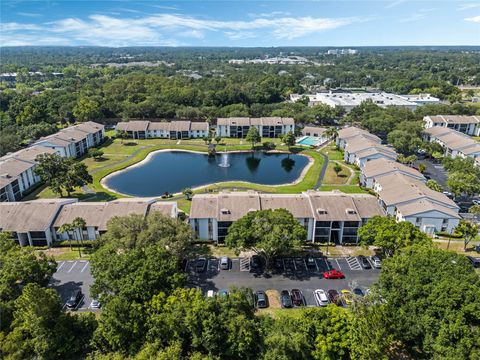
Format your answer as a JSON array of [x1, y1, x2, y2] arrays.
[[218, 152, 230, 168]]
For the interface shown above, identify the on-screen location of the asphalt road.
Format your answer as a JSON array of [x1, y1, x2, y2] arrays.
[[186, 256, 380, 306], [49, 260, 95, 311], [416, 159, 448, 189]]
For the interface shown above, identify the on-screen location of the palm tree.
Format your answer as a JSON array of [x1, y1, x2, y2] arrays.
[[325, 127, 338, 140], [58, 223, 74, 250], [72, 217, 87, 258]]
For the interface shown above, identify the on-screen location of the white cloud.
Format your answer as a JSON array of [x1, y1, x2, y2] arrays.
[[465, 15, 480, 23], [16, 12, 42, 18], [458, 3, 480, 11], [1, 13, 362, 46], [399, 8, 434, 23], [385, 0, 407, 9]]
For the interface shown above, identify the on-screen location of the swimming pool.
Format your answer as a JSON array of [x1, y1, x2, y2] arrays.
[[297, 136, 320, 146]]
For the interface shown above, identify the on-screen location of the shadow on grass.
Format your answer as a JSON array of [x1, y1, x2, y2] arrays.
[[124, 142, 138, 146]]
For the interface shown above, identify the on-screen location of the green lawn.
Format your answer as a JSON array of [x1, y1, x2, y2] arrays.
[[28, 136, 367, 210]]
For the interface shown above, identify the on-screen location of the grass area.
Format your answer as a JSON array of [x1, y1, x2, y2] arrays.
[[321, 144, 344, 161], [323, 163, 349, 184], [37, 246, 92, 261], [27, 136, 367, 208]]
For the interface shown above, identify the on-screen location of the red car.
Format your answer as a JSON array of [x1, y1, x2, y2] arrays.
[[323, 269, 345, 279]]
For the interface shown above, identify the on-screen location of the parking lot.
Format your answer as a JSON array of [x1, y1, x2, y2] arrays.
[[48, 260, 95, 311], [186, 256, 381, 307]]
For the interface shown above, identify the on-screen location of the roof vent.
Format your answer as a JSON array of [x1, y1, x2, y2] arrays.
[[220, 208, 230, 214], [317, 208, 327, 215], [0, 173, 11, 178], [248, 208, 257, 212], [346, 208, 357, 215]]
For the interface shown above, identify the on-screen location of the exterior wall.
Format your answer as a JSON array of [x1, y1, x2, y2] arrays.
[[399, 212, 459, 235], [355, 153, 396, 168], [215, 124, 294, 138]]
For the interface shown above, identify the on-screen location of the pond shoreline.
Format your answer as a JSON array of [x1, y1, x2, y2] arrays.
[[100, 148, 314, 197]]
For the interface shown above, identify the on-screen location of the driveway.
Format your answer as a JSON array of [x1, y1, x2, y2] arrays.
[[415, 159, 448, 189]]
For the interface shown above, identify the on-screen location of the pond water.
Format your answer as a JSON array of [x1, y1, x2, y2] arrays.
[[103, 151, 309, 196]]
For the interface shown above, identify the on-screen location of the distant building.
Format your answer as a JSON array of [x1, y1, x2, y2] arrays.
[[398, 94, 440, 106], [290, 91, 419, 112], [326, 49, 358, 55], [189, 191, 384, 244], [116, 120, 209, 140], [34, 121, 105, 158], [215, 117, 294, 138], [423, 115, 480, 136]]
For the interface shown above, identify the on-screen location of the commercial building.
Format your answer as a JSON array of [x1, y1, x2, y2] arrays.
[[0, 198, 178, 246], [34, 121, 105, 158], [397, 94, 440, 106], [116, 120, 209, 140], [215, 117, 295, 138], [423, 127, 480, 161], [290, 92, 418, 112], [423, 115, 480, 136], [188, 191, 384, 244]]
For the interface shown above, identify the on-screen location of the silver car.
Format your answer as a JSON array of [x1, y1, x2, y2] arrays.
[[371, 256, 382, 269], [314, 289, 330, 306], [220, 256, 229, 270]]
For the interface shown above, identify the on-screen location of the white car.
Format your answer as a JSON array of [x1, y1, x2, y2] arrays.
[[90, 299, 101, 309], [207, 290, 215, 298], [371, 256, 382, 269], [314, 289, 330, 307]]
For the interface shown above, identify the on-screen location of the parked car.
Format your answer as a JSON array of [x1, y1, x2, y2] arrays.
[[291, 289, 304, 306], [284, 258, 295, 271], [443, 191, 454, 199], [220, 256, 229, 270], [353, 288, 365, 297], [195, 258, 207, 272], [66, 289, 83, 310], [207, 290, 215, 298], [90, 299, 101, 309], [274, 258, 284, 271], [467, 256, 480, 268], [314, 289, 330, 306], [370, 255, 382, 269], [327, 289, 341, 306], [340, 289, 353, 306], [218, 289, 229, 297], [250, 255, 262, 269], [256, 290, 268, 308], [306, 256, 317, 269], [323, 269, 345, 279], [475, 245, 480, 253], [358, 255, 371, 269], [280, 290, 292, 308], [472, 199, 480, 206]]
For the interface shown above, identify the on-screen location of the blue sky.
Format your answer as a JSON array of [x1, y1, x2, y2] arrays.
[[1, 1, 479, 47]]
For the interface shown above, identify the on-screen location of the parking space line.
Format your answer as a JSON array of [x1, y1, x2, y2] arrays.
[[293, 259, 297, 271], [80, 261, 89, 273], [323, 258, 331, 270], [184, 260, 189, 272], [57, 261, 65, 271], [67, 261, 77, 273], [366, 257, 375, 269], [315, 259, 319, 271], [282, 259, 287, 271], [75, 296, 85, 311], [335, 259, 341, 270]]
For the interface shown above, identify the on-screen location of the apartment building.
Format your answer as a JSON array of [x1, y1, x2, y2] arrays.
[[360, 157, 425, 188], [423, 115, 480, 136], [373, 173, 460, 234], [116, 120, 209, 140], [0, 146, 58, 202], [188, 191, 384, 244], [344, 138, 397, 168], [0, 199, 77, 246], [423, 127, 480, 161], [34, 121, 105, 158], [0, 198, 178, 246], [215, 117, 295, 138], [335, 126, 381, 150]]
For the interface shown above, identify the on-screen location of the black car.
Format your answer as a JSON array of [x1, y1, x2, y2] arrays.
[[291, 289, 304, 306], [256, 291, 268, 308], [467, 256, 480, 268], [274, 258, 284, 271], [66, 289, 83, 310], [280, 290, 292, 308], [327, 289, 341, 306], [250, 255, 262, 269], [353, 288, 365, 297], [306, 256, 316, 270], [284, 258, 295, 271], [358, 255, 371, 269], [195, 258, 207, 272]]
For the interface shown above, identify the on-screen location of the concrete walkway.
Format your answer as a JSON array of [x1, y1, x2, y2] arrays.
[[314, 142, 331, 190], [331, 160, 356, 185]]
